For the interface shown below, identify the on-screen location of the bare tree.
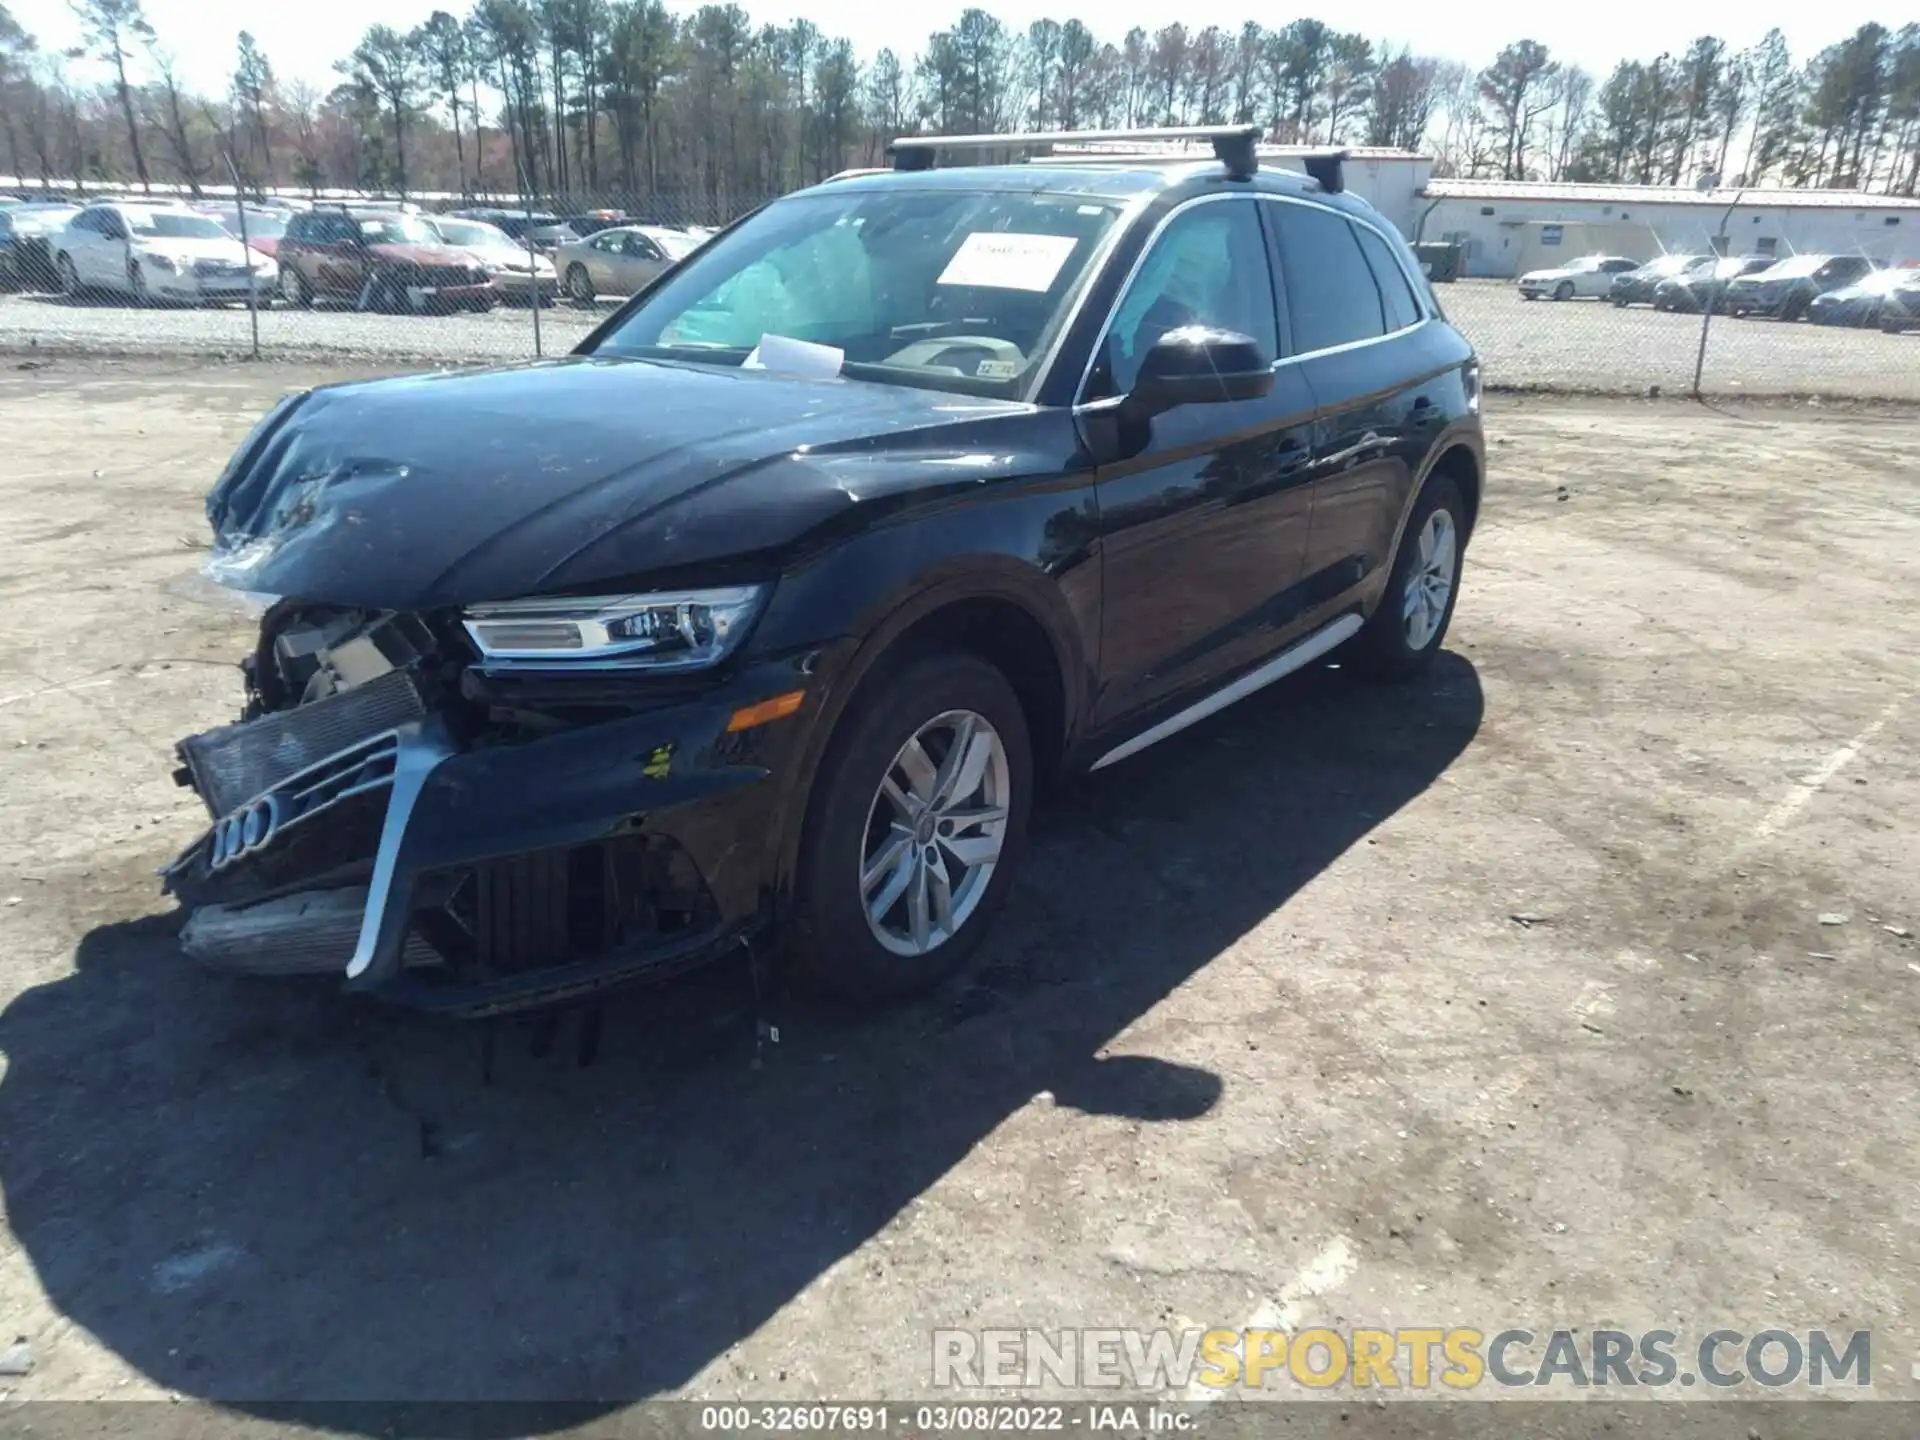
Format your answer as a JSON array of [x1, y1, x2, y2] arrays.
[[69, 0, 152, 190], [143, 42, 204, 192], [1479, 38, 1559, 178]]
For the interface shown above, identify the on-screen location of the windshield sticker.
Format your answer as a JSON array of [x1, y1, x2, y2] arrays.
[[974, 359, 1019, 379], [937, 232, 1079, 292], [742, 333, 845, 379]]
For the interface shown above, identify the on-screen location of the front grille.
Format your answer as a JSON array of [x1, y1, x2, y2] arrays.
[[422, 265, 482, 287], [178, 669, 425, 817]]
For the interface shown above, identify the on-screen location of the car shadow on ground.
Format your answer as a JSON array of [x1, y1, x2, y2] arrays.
[[0, 652, 1481, 1426]]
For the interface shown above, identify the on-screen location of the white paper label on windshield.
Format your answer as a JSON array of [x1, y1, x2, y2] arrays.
[[741, 334, 845, 379], [937, 232, 1078, 292]]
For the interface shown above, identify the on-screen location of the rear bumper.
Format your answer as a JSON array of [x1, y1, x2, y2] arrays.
[[490, 272, 559, 301], [402, 281, 496, 310], [165, 653, 826, 1016]]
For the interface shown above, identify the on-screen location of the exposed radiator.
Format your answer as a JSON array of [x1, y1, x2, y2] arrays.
[[178, 669, 425, 817], [181, 887, 440, 975]]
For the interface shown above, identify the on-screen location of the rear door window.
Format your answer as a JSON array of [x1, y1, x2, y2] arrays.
[[1270, 203, 1386, 354]]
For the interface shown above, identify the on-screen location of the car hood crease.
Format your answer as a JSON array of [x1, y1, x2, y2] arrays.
[[203, 356, 1030, 610]]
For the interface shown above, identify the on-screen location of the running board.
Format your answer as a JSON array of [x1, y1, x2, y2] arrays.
[[1089, 614, 1364, 772]]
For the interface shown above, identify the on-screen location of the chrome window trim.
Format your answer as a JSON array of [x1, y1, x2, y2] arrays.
[[1069, 188, 1434, 410], [1021, 188, 1158, 405]]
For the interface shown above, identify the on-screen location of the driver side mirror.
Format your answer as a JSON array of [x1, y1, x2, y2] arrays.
[[1125, 326, 1276, 417]]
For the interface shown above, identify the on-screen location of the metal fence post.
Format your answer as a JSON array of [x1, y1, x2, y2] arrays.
[[515, 158, 543, 360], [1692, 188, 1745, 400], [223, 155, 262, 361]]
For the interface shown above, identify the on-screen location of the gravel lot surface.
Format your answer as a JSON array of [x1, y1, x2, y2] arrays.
[[0, 280, 1916, 400], [1, 362, 1919, 1438]]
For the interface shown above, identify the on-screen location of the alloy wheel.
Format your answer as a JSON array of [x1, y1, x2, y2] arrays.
[[859, 709, 1010, 958], [1402, 508, 1457, 652], [57, 254, 80, 297]]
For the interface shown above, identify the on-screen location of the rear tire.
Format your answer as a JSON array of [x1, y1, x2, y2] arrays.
[[791, 652, 1032, 1005], [1350, 474, 1467, 682]]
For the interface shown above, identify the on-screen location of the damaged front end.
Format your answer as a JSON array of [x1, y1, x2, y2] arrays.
[[165, 598, 773, 1018]]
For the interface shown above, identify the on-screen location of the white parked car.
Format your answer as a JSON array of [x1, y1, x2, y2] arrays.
[[54, 202, 276, 306], [1518, 254, 1639, 301]]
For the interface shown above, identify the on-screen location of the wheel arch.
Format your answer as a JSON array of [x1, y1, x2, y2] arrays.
[[765, 569, 1084, 919]]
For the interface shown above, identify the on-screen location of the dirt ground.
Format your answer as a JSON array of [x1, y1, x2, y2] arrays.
[[1, 360, 1918, 1432]]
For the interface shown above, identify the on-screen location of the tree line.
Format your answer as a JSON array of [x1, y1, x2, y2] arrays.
[[2, 0, 1916, 218]]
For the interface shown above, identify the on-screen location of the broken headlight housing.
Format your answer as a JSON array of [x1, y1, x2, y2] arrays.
[[462, 586, 767, 671]]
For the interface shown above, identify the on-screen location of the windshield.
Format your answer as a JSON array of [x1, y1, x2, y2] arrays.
[[1761, 255, 1825, 278], [590, 188, 1123, 398], [213, 211, 286, 238], [358, 215, 440, 246], [649, 229, 699, 260], [1706, 258, 1752, 279], [8, 206, 77, 232], [1642, 254, 1698, 276], [126, 211, 231, 240], [433, 219, 511, 250], [1856, 267, 1908, 293]]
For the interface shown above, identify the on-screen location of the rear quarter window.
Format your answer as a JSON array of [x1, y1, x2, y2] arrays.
[[1352, 223, 1422, 333]]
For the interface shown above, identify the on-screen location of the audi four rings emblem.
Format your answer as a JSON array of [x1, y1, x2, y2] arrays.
[[209, 793, 284, 870]]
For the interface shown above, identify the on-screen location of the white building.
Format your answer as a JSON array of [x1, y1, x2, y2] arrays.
[[1413, 179, 1920, 278]]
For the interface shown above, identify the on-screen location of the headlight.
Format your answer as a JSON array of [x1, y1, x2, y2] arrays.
[[462, 586, 768, 669], [140, 250, 181, 272]]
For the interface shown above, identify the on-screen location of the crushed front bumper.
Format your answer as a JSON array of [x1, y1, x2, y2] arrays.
[[165, 655, 820, 1017]]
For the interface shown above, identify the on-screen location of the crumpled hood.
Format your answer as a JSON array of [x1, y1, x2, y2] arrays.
[[204, 356, 1029, 610]]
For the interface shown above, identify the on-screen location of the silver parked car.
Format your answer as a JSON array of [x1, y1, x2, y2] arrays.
[[423, 215, 559, 304], [552, 224, 701, 302]]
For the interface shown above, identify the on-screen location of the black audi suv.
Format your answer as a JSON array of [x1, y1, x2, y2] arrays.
[[166, 127, 1485, 1017]]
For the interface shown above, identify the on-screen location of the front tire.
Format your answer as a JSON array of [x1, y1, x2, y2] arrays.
[[792, 653, 1032, 1004], [56, 253, 82, 298], [1350, 474, 1467, 681], [280, 266, 312, 308], [1553, 281, 1574, 302], [565, 265, 595, 303]]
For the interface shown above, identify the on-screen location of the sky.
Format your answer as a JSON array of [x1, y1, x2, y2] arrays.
[[7, 0, 1896, 102]]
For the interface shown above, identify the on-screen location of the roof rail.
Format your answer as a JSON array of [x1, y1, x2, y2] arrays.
[[888, 125, 1264, 181]]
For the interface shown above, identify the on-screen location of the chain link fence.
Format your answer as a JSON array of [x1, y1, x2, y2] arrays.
[[2, 185, 1917, 401]]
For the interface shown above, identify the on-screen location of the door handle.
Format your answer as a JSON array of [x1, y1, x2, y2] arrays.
[[1321, 430, 1386, 468]]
